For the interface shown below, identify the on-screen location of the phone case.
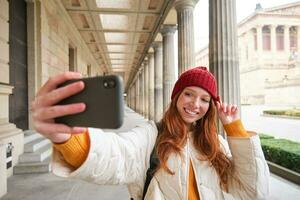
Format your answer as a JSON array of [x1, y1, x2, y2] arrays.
[[55, 75, 124, 129]]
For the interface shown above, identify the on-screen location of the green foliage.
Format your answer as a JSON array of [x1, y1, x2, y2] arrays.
[[259, 133, 274, 139], [259, 134, 300, 173], [263, 110, 286, 115], [263, 109, 300, 117], [286, 109, 300, 117]]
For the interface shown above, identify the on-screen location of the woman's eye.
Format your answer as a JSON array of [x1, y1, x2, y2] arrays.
[[184, 92, 192, 96], [202, 99, 210, 103]]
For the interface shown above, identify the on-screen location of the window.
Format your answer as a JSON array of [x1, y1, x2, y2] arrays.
[[87, 64, 92, 76], [69, 44, 77, 71]]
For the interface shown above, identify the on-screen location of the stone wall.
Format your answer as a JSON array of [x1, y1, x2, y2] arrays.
[[0, 0, 23, 198], [39, 0, 102, 84], [0, 0, 104, 197]]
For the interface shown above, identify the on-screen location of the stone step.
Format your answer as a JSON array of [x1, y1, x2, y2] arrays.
[[24, 131, 43, 145], [18, 143, 52, 163], [24, 137, 51, 153], [14, 157, 51, 174], [14, 130, 52, 175]]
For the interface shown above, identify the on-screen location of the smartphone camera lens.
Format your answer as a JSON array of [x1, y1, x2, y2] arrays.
[[108, 80, 116, 88], [103, 79, 116, 88], [103, 81, 109, 88]]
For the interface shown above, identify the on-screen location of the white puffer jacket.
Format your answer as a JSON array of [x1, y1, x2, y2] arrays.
[[52, 120, 270, 200]]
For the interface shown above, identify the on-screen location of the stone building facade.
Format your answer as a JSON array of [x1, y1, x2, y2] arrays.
[[0, 0, 102, 197], [196, 2, 300, 105]]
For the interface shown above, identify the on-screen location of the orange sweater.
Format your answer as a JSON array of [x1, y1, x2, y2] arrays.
[[53, 120, 249, 200]]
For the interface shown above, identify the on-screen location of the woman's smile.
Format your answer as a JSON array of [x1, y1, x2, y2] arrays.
[[176, 86, 211, 125], [184, 108, 199, 115]]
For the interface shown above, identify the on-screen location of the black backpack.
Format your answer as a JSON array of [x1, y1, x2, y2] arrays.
[[141, 122, 162, 199]]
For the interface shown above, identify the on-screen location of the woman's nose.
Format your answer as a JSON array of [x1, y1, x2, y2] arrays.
[[191, 97, 201, 108]]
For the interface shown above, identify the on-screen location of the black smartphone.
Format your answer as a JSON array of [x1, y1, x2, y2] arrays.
[[55, 75, 124, 129]]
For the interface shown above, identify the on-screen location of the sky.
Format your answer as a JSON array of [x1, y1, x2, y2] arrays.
[[193, 0, 300, 51]]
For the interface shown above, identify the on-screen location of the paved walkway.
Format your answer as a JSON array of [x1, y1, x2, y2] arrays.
[[2, 171, 300, 200], [1, 107, 300, 200], [241, 105, 300, 142]]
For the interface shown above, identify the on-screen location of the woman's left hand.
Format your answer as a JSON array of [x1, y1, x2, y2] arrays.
[[215, 100, 240, 125]]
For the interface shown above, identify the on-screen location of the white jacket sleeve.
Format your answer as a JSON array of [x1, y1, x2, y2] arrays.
[[219, 133, 270, 200], [52, 120, 158, 186]]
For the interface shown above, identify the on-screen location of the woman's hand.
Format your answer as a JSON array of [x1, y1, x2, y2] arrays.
[[31, 72, 87, 143], [215, 100, 240, 125]]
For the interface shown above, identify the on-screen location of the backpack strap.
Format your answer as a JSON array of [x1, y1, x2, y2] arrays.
[[142, 122, 162, 199]]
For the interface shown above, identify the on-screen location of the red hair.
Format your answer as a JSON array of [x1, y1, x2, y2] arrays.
[[156, 91, 234, 191]]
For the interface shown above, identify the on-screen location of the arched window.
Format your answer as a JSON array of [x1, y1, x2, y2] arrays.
[[276, 26, 284, 51], [262, 26, 271, 51]]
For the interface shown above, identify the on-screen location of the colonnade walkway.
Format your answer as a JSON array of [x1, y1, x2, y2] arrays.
[[1, 107, 299, 200]]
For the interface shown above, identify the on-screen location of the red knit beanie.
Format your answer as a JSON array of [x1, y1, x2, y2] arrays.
[[171, 66, 220, 101]]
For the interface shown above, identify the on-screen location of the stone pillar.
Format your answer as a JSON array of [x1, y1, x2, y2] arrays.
[[153, 42, 163, 122], [132, 82, 136, 110], [139, 66, 145, 116], [135, 74, 140, 113], [148, 52, 155, 120], [209, 0, 240, 133], [161, 25, 177, 111], [175, 0, 198, 75], [129, 86, 133, 108], [131, 86, 134, 108], [270, 25, 277, 53], [144, 59, 149, 119], [128, 86, 131, 107], [284, 25, 290, 53], [127, 87, 130, 107], [256, 25, 263, 54], [247, 30, 254, 60], [298, 26, 300, 57], [26, 0, 42, 129]]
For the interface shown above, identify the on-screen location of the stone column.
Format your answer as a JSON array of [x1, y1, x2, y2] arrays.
[[127, 87, 130, 107], [144, 59, 149, 119], [132, 82, 136, 110], [153, 42, 163, 122], [129, 86, 132, 107], [175, 0, 198, 75], [161, 25, 177, 111], [26, 0, 42, 129], [247, 30, 254, 60], [256, 25, 263, 54], [284, 25, 290, 53], [139, 66, 145, 116], [298, 26, 300, 57], [129, 86, 133, 108], [135, 74, 140, 113], [209, 0, 240, 133], [270, 25, 277, 53], [131, 86, 134, 108], [148, 52, 155, 120]]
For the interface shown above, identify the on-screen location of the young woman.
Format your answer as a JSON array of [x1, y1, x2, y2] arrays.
[[31, 66, 269, 200]]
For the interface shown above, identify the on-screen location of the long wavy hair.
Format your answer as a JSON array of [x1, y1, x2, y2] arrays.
[[156, 91, 235, 191]]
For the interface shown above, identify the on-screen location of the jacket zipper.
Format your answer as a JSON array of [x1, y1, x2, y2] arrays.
[[186, 136, 190, 200], [190, 156, 202, 199]]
